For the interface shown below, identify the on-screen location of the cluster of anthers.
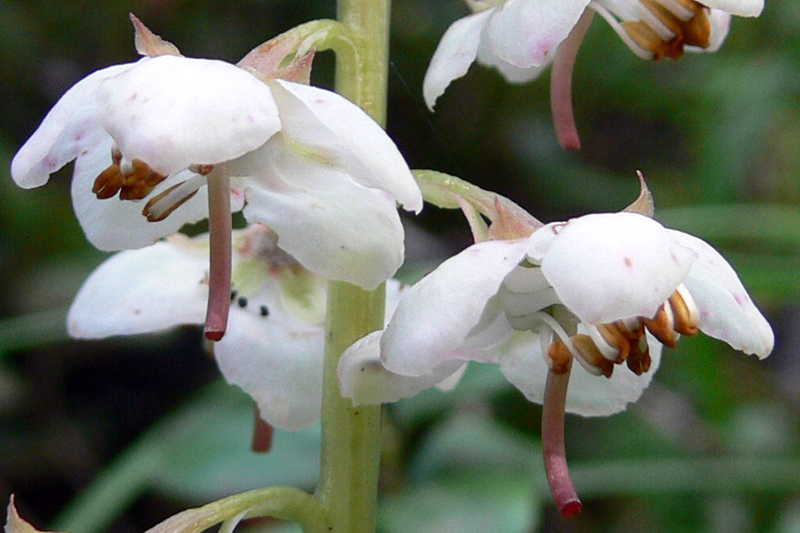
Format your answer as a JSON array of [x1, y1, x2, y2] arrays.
[[500, 263, 700, 378], [593, 0, 712, 60], [92, 145, 214, 222]]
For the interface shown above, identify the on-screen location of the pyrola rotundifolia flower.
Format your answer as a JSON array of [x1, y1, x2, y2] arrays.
[[423, 0, 763, 148], [68, 224, 407, 431], [11, 17, 422, 341], [340, 176, 773, 518]]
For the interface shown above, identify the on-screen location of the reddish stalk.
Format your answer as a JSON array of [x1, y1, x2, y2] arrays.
[[204, 169, 233, 341], [542, 367, 582, 518], [550, 9, 595, 150]]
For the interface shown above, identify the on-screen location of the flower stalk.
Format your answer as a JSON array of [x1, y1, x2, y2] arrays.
[[314, 0, 391, 531]]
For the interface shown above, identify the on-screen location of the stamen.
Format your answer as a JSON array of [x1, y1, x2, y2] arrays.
[[588, 323, 631, 363], [572, 335, 615, 378], [252, 408, 274, 453], [547, 340, 574, 375], [92, 164, 124, 199], [119, 159, 167, 200], [669, 284, 700, 336], [142, 175, 205, 222], [642, 303, 680, 348], [626, 335, 652, 375], [550, 9, 595, 150], [204, 168, 233, 341], [542, 367, 582, 519]]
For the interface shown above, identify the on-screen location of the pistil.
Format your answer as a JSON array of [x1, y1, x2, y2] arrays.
[[542, 363, 582, 518], [204, 167, 233, 341]]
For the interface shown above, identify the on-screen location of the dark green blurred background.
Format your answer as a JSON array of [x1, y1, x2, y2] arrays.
[[1, 1, 799, 532]]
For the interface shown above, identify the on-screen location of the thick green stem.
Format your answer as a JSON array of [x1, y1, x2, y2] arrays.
[[312, 1, 391, 531]]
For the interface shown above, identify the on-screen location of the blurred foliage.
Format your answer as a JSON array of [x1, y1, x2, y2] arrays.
[[1, 1, 799, 532]]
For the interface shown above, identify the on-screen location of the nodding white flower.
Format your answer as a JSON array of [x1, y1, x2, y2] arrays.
[[341, 210, 773, 517], [11, 26, 422, 341], [67, 224, 407, 431], [423, 0, 763, 148]]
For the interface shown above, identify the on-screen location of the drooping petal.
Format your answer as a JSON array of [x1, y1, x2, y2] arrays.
[[476, 39, 552, 83], [338, 331, 466, 406], [702, 0, 763, 17], [498, 330, 663, 416], [267, 79, 422, 212], [70, 139, 244, 251], [236, 136, 406, 290], [215, 304, 324, 431], [484, 0, 591, 69], [67, 234, 210, 338], [528, 213, 695, 325], [669, 230, 774, 358], [96, 55, 281, 175], [423, 9, 493, 109], [11, 63, 135, 188], [381, 239, 528, 376]]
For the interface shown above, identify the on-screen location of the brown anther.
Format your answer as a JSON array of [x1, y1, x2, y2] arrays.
[[572, 335, 615, 378], [596, 323, 632, 363], [142, 183, 199, 222], [668, 286, 700, 336], [641, 304, 680, 348], [547, 340, 574, 375], [92, 164, 124, 199], [614, 317, 646, 341], [626, 336, 652, 375], [119, 159, 167, 200], [623, 0, 710, 60]]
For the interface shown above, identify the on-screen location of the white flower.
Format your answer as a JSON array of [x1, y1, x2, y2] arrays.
[[12, 54, 421, 285], [67, 224, 406, 431], [12, 42, 421, 340], [367, 211, 772, 405], [423, 0, 763, 148], [340, 209, 773, 516]]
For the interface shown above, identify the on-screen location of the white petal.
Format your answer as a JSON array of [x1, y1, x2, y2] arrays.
[[338, 331, 465, 406], [70, 139, 243, 251], [381, 239, 528, 376], [268, 80, 422, 213], [498, 330, 663, 416], [11, 63, 134, 188], [422, 9, 493, 109], [529, 213, 695, 325], [484, 0, 590, 68], [215, 305, 324, 431], [669, 230, 774, 358], [477, 39, 553, 83], [239, 137, 405, 290], [67, 235, 209, 338], [706, 11, 732, 52], [702, 0, 763, 17], [97, 56, 281, 175]]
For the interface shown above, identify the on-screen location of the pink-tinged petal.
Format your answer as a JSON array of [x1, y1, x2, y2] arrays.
[[498, 330, 663, 416], [669, 230, 774, 358], [267, 80, 422, 212], [238, 137, 406, 290], [702, 0, 763, 17], [97, 56, 280, 175], [528, 213, 695, 325], [67, 235, 209, 338], [338, 331, 466, 406], [423, 9, 493, 109], [11, 63, 135, 188], [484, 0, 590, 69], [476, 39, 551, 83], [70, 140, 244, 251], [215, 305, 324, 431], [381, 239, 528, 376]]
